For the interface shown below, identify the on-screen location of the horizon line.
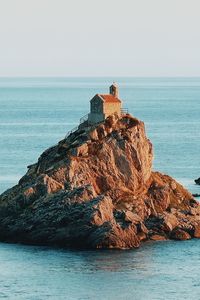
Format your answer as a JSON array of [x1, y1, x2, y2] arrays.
[[1, 75, 200, 79]]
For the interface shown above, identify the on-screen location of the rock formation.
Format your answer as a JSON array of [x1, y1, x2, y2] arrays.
[[0, 114, 200, 249], [195, 178, 200, 185]]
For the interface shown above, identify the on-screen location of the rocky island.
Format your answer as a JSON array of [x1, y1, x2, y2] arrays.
[[1, 84, 200, 249]]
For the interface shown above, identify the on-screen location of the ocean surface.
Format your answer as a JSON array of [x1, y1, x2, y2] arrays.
[[0, 77, 200, 299]]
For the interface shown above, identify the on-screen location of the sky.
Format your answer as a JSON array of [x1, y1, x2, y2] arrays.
[[0, 0, 200, 77]]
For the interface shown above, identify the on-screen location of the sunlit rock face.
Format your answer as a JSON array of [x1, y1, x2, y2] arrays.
[[0, 114, 199, 249]]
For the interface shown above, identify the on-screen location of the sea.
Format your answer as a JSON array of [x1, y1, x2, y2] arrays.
[[0, 77, 200, 299]]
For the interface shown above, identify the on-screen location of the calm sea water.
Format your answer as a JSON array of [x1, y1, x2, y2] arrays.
[[0, 77, 200, 299]]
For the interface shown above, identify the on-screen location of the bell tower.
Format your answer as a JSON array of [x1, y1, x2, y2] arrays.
[[109, 82, 119, 98]]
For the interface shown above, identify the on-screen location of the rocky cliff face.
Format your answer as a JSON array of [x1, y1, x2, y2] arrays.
[[1, 114, 200, 249]]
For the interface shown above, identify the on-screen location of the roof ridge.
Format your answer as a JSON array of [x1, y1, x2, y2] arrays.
[[100, 94, 121, 103]]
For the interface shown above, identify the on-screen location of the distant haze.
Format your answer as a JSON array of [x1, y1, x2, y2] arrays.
[[0, 0, 200, 77]]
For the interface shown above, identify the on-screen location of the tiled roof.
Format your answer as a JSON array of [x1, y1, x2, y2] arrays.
[[100, 94, 121, 103]]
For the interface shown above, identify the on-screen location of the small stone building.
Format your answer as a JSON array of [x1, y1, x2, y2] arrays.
[[88, 83, 122, 125]]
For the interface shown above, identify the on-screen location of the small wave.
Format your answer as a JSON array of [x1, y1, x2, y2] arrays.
[[175, 178, 195, 185], [0, 175, 21, 182], [0, 133, 64, 137], [0, 122, 77, 126]]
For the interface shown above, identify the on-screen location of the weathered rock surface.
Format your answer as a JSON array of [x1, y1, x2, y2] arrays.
[[0, 113, 200, 249]]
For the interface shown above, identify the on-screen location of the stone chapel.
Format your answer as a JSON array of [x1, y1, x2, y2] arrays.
[[88, 83, 122, 125]]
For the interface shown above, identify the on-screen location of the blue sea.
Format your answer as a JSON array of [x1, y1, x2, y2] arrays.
[[0, 77, 200, 299]]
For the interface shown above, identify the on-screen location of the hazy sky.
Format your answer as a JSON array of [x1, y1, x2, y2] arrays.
[[0, 0, 200, 77]]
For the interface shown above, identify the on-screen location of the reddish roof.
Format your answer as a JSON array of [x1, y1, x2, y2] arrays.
[[100, 94, 121, 103]]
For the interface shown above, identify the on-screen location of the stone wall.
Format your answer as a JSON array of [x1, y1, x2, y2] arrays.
[[90, 95, 103, 113], [88, 112, 105, 124], [104, 102, 121, 118]]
